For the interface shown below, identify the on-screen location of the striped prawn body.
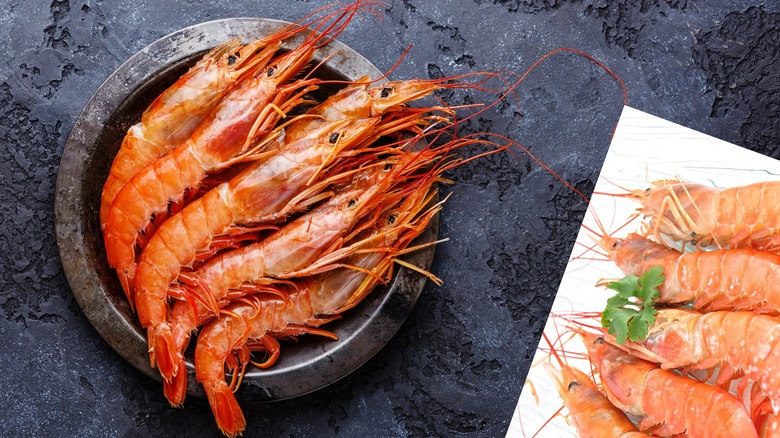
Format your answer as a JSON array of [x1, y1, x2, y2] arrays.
[[103, 1, 372, 306], [583, 332, 758, 438], [603, 233, 780, 314], [103, 51, 312, 305], [100, 1, 369, 226], [619, 308, 780, 415], [99, 39, 275, 228], [631, 180, 780, 250]]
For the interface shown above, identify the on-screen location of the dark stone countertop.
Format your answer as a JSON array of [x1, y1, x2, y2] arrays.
[[1, 1, 777, 436]]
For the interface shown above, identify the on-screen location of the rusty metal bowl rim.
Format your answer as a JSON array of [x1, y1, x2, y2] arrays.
[[54, 17, 437, 402]]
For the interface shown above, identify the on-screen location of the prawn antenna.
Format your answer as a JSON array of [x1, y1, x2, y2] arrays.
[[591, 174, 637, 197]]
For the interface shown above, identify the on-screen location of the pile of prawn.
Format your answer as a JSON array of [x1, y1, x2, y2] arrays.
[[525, 175, 780, 437], [99, 2, 525, 436]]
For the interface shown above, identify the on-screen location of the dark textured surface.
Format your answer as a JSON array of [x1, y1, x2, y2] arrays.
[[1, 1, 778, 436]]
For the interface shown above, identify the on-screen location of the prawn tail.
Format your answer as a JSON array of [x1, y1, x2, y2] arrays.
[[163, 360, 189, 408], [117, 268, 136, 312], [203, 379, 246, 438], [149, 323, 178, 383]]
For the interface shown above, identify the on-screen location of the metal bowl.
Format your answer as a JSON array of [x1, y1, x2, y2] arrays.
[[54, 18, 437, 401]]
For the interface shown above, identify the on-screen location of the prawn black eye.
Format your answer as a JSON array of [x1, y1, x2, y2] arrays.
[[227, 55, 237, 66], [387, 213, 397, 224], [329, 132, 341, 144], [380, 87, 393, 98], [567, 381, 579, 391], [612, 240, 621, 249], [594, 337, 605, 345], [348, 199, 356, 208], [384, 162, 393, 171], [267, 67, 276, 77]]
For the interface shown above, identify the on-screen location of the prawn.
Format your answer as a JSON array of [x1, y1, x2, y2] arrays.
[[278, 72, 500, 145], [135, 116, 382, 383], [103, 4, 364, 304], [163, 129, 511, 404], [194, 180, 441, 437], [538, 331, 649, 437], [162, 161, 440, 405], [607, 308, 780, 415], [136, 81, 459, 363], [135, 105, 437, 383], [582, 331, 758, 438], [600, 232, 780, 314], [542, 363, 649, 437], [98, 0, 349, 227], [624, 179, 780, 250], [757, 414, 780, 437]]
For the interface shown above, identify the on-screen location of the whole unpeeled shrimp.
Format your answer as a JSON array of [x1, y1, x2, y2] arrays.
[[583, 332, 758, 438], [188, 151, 444, 303], [279, 73, 487, 144], [195, 289, 329, 438], [602, 233, 780, 314], [98, 1, 364, 227], [194, 188, 440, 437], [627, 179, 780, 250], [135, 117, 381, 383], [161, 155, 443, 405], [100, 39, 275, 228], [104, 42, 319, 304], [103, 1, 372, 304], [136, 105, 442, 385], [543, 362, 649, 438], [612, 308, 780, 415]]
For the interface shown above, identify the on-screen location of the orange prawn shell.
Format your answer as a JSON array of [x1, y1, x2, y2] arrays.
[[99, 39, 270, 227], [637, 180, 780, 249], [636, 308, 712, 369], [584, 333, 758, 438], [636, 309, 780, 414], [605, 233, 780, 314], [602, 233, 682, 302], [544, 362, 645, 437]]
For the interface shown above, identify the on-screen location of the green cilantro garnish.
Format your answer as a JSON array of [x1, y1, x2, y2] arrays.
[[600, 266, 664, 344]]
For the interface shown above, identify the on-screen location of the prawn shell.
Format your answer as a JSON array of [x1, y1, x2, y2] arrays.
[[543, 362, 646, 437], [639, 180, 780, 249], [585, 334, 758, 438], [58, 18, 436, 401], [630, 309, 780, 415], [608, 234, 780, 314]]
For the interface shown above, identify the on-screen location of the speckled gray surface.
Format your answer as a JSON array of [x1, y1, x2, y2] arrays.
[[1, 1, 778, 436]]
